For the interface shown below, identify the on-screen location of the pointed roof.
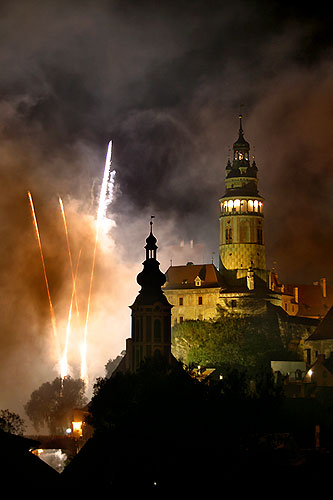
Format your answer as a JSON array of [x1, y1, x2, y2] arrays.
[[233, 114, 249, 149], [306, 306, 333, 341]]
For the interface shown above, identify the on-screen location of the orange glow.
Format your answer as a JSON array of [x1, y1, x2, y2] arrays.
[[28, 192, 61, 367], [72, 421, 83, 436]]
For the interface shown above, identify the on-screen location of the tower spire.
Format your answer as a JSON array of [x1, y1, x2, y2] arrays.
[[239, 104, 244, 137]]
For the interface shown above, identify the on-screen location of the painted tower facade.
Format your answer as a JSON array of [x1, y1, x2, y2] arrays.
[[219, 115, 267, 283]]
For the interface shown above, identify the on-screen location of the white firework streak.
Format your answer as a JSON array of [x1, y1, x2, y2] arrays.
[[81, 141, 116, 384]]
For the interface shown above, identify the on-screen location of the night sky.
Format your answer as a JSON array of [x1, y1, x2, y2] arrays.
[[1, 0, 333, 417]]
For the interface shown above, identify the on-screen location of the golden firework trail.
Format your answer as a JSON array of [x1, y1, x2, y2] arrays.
[[58, 196, 80, 318], [80, 140, 115, 383], [60, 248, 81, 379], [27, 191, 61, 368]]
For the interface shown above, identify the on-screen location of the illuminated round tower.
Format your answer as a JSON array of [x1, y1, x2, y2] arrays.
[[219, 115, 267, 283]]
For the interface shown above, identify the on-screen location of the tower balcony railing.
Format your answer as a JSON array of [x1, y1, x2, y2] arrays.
[[220, 198, 263, 215]]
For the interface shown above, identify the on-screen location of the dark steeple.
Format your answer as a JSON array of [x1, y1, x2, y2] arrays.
[[136, 216, 167, 299], [224, 113, 259, 196]]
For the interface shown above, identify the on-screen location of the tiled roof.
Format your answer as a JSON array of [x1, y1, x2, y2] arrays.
[[163, 264, 226, 290], [284, 282, 333, 318], [306, 306, 333, 341]]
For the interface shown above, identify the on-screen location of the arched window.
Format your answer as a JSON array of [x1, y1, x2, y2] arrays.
[[154, 319, 161, 341], [228, 200, 233, 212], [241, 200, 247, 213], [234, 199, 240, 212], [254, 200, 258, 212], [248, 200, 253, 212]]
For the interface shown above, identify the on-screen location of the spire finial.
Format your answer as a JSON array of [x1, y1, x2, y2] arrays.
[[150, 215, 155, 233], [239, 104, 244, 134]]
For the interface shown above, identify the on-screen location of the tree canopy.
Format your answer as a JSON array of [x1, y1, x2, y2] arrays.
[[172, 306, 301, 374], [24, 376, 87, 434], [0, 409, 26, 435]]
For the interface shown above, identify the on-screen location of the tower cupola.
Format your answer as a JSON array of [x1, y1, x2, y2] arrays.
[[219, 114, 267, 283]]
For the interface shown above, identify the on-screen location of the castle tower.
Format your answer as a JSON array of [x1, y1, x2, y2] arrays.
[[121, 218, 173, 373], [219, 114, 267, 283]]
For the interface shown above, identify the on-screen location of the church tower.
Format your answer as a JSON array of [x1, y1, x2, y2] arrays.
[[120, 218, 173, 373], [219, 114, 267, 283]]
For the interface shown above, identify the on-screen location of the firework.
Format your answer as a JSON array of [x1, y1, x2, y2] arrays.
[[80, 140, 115, 383], [60, 249, 81, 379], [27, 191, 61, 369], [59, 197, 80, 318]]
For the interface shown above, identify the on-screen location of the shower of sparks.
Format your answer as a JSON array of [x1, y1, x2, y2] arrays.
[[60, 249, 81, 379], [59, 197, 80, 319], [27, 191, 61, 370], [81, 140, 115, 384]]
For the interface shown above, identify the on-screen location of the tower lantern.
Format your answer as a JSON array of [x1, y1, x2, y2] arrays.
[[219, 114, 267, 283]]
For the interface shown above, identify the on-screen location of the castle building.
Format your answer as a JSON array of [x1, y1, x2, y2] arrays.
[[163, 115, 281, 322], [117, 219, 174, 373], [219, 114, 266, 283]]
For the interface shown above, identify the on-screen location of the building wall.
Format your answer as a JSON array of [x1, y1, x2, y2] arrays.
[[305, 340, 333, 365], [164, 288, 221, 326], [219, 197, 266, 280]]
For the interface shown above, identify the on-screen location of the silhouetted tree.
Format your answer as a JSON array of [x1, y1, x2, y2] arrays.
[[0, 409, 26, 435], [25, 376, 87, 434], [105, 351, 125, 378], [89, 357, 207, 435]]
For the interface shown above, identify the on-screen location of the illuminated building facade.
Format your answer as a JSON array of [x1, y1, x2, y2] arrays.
[[219, 114, 266, 283], [164, 115, 281, 322]]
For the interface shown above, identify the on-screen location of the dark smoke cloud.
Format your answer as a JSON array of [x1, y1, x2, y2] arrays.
[[1, 0, 333, 418]]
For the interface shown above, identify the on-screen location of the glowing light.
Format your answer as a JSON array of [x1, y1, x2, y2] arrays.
[[254, 200, 258, 212], [60, 249, 82, 379], [308, 369, 313, 377], [228, 200, 233, 211], [72, 421, 83, 436], [28, 192, 61, 369], [234, 199, 240, 212], [81, 141, 116, 384]]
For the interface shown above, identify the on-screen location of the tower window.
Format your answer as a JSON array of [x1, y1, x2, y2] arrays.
[[225, 227, 233, 244], [248, 200, 253, 212], [179, 316, 184, 323], [198, 296, 203, 305], [241, 200, 247, 213], [257, 228, 263, 244], [179, 297, 183, 306], [234, 199, 240, 212]]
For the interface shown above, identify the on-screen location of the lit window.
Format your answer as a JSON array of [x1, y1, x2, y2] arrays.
[[248, 200, 253, 212], [234, 199, 240, 212], [241, 200, 247, 213], [254, 200, 258, 212], [228, 200, 233, 212]]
